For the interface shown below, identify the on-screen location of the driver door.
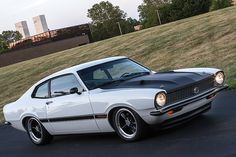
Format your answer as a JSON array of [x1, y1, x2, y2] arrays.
[[46, 74, 99, 134]]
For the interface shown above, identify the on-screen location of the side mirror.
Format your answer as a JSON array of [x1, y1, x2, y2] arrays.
[[70, 87, 82, 95]]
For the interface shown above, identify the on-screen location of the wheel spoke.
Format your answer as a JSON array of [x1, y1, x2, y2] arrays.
[[120, 113, 126, 120], [129, 124, 136, 133], [32, 126, 40, 133], [121, 124, 128, 129], [32, 127, 37, 131]]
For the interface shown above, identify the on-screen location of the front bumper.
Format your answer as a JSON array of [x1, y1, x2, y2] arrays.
[[160, 102, 212, 129], [150, 85, 228, 116]]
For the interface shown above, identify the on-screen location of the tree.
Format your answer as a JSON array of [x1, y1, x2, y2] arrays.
[[138, 0, 171, 28], [159, 0, 211, 23], [0, 35, 9, 54], [0, 30, 22, 53], [121, 18, 140, 33], [88, 1, 126, 24], [210, 0, 233, 11], [88, 1, 134, 41], [138, 0, 211, 28], [1, 30, 22, 44]]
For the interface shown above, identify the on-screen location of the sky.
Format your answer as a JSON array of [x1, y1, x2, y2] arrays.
[[0, 0, 143, 35]]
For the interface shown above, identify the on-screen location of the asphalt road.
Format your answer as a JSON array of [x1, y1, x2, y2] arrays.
[[1, 91, 236, 157]]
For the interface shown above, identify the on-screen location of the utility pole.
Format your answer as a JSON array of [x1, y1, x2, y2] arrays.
[[149, 0, 162, 25], [117, 22, 123, 35], [105, 10, 123, 35], [156, 10, 162, 25], [48, 29, 52, 40]]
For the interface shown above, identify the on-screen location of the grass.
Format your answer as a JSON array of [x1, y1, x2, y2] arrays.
[[1, 7, 236, 123]]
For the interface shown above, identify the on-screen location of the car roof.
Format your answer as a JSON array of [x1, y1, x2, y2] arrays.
[[37, 56, 127, 85]]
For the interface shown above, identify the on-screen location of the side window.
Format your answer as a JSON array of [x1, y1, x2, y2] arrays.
[[51, 74, 82, 97], [33, 82, 49, 99]]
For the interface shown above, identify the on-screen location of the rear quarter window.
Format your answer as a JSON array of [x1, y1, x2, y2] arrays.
[[32, 81, 49, 99]]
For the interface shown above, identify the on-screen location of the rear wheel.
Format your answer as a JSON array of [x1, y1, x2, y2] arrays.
[[113, 108, 147, 142], [26, 117, 53, 145]]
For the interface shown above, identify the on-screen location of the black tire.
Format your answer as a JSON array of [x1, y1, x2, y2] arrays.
[[112, 108, 147, 142], [26, 117, 53, 145]]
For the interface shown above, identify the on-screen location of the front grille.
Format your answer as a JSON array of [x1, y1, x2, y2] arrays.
[[166, 77, 214, 105]]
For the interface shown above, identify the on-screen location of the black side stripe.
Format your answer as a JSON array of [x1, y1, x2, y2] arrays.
[[40, 119, 49, 123], [95, 114, 108, 119], [40, 114, 107, 123]]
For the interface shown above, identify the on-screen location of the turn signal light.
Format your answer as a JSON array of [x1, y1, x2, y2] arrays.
[[167, 110, 174, 116], [207, 93, 216, 99]]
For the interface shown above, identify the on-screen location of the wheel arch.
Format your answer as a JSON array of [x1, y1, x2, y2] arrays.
[[20, 114, 43, 130], [21, 115, 39, 130], [22, 116, 30, 130]]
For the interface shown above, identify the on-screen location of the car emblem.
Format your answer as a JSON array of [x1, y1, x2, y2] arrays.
[[193, 87, 199, 94]]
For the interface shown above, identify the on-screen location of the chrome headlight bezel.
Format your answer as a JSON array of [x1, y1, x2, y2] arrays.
[[155, 92, 167, 108], [215, 71, 225, 86]]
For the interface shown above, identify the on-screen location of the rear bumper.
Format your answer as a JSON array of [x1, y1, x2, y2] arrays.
[[150, 85, 228, 116], [4, 121, 11, 126]]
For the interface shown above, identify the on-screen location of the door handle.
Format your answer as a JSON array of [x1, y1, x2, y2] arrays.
[[46, 101, 53, 105]]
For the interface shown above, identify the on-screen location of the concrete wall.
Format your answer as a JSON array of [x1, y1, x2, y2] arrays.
[[0, 35, 90, 68]]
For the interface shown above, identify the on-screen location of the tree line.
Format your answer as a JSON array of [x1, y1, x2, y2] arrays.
[[0, 0, 233, 53], [88, 0, 233, 41], [138, 0, 233, 28]]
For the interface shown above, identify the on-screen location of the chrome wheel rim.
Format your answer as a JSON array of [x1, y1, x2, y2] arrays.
[[115, 108, 137, 139], [27, 118, 43, 143]]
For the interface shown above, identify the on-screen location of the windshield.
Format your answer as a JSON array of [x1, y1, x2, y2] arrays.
[[78, 58, 150, 90]]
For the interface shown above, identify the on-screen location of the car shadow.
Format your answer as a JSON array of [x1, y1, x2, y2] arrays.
[[51, 114, 218, 145], [146, 114, 217, 138]]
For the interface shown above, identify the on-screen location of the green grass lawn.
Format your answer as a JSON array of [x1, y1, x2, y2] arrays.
[[1, 7, 236, 123]]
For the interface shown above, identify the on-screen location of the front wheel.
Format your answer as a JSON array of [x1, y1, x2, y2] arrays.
[[113, 108, 147, 142], [26, 117, 53, 145]]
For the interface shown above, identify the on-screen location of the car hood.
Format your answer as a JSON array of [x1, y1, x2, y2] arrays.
[[101, 71, 213, 92]]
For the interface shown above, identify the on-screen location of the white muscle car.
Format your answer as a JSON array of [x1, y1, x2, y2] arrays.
[[3, 56, 228, 145]]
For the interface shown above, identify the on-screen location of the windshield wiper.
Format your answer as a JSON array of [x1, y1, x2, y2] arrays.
[[120, 71, 150, 79], [93, 72, 150, 89], [93, 79, 125, 89]]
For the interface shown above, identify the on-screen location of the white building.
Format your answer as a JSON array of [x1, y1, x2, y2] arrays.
[[15, 21, 30, 39], [33, 15, 49, 34]]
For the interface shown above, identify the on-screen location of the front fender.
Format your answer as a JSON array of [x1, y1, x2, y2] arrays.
[[90, 88, 162, 118]]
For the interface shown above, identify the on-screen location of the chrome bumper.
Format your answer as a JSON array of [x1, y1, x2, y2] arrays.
[[150, 85, 229, 116], [4, 121, 11, 126]]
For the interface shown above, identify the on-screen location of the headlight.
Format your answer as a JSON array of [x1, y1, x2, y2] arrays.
[[155, 92, 167, 107], [215, 72, 225, 85]]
